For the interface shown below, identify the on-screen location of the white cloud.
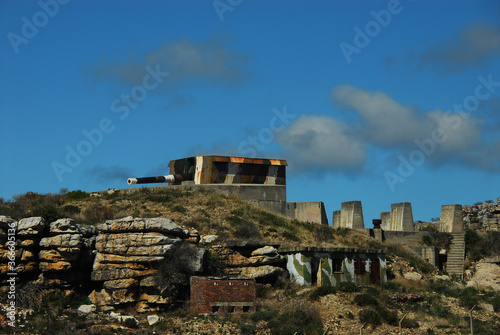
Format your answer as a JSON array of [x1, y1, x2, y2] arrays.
[[331, 84, 431, 147], [275, 114, 366, 172]]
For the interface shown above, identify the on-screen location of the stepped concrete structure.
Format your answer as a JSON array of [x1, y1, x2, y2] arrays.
[[380, 212, 390, 230], [339, 201, 364, 229], [389, 202, 414, 231], [440, 204, 463, 232], [332, 210, 341, 228], [447, 232, 465, 278]]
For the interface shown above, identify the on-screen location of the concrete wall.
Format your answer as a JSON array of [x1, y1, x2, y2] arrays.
[[410, 246, 439, 267], [292, 202, 328, 225], [332, 210, 341, 228], [340, 201, 364, 229], [281, 247, 387, 287], [440, 204, 463, 232], [389, 202, 414, 231], [380, 212, 390, 230]]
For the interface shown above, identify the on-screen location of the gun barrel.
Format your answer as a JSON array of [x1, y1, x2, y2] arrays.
[[127, 175, 175, 185]]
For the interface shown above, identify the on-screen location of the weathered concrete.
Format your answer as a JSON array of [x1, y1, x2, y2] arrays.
[[293, 202, 328, 225], [340, 201, 364, 229], [440, 204, 463, 232], [332, 210, 341, 228], [380, 212, 390, 230], [389, 202, 414, 231]]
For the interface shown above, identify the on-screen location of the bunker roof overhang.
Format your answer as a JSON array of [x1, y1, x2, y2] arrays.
[[169, 156, 288, 166]]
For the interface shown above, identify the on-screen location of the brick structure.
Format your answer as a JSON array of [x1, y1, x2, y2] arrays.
[[190, 276, 257, 314]]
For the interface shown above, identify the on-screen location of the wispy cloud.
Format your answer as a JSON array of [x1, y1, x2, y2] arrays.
[[89, 35, 249, 90], [419, 23, 500, 74]]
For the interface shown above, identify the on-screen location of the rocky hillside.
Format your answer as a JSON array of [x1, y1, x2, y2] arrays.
[[1, 189, 500, 334], [463, 197, 500, 231]]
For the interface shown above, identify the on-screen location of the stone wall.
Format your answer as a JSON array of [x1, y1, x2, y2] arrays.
[[463, 197, 500, 231]]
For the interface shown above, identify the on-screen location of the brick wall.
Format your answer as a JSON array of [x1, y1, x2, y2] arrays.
[[190, 276, 257, 314]]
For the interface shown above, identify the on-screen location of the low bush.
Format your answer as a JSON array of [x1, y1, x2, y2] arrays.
[[309, 285, 336, 300], [359, 308, 381, 328], [353, 294, 379, 307], [337, 281, 359, 292]]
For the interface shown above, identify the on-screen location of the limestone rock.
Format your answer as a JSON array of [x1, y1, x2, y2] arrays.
[[17, 217, 46, 236], [239, 265, 286, 280], [95, 233, 180, 255], [403, 272, 422, 281], [139, 276, 158, 287], [480, 302, 494, 312], [78, 304, 96, 314], [139, 293, 170, 304], [39, 261, 72, 272], [251, 246, 279, 257], [89, 289, 113, 306], [103, 278, 138, 290], [98, 216, 189, 238], [39, 249, 79, 262], [94, 252, 165, 264], [433, 275, 451, 281], [200, 235, 218, 245], [50, 219, 97, 236], [147, 315, 161, 326], [40, 234, 83, 249], [91, 266, 156, 281]]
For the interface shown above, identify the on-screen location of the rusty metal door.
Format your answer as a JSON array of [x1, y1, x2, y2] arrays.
[[370, 259, 381, 284]]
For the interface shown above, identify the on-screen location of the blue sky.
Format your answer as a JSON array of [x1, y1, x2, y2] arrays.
[[1, 0, 499, 226]]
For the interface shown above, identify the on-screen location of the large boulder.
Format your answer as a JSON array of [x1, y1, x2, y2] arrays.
[[97, 217, 189, 238], [17, 217, 47, 236]]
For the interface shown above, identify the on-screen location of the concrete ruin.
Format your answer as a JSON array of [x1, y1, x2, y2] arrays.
[[280, 247, 387, 287], [126, 156, 328, 225], [380, 211, 390, 230], [339, 201, 365, 229], [440, 204, 463, 232], [389, 202, 414, 231]]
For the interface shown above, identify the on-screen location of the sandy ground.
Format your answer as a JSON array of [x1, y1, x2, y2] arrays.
[[470, 261, 500, 291]]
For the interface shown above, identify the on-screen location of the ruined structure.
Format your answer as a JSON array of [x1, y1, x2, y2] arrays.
[[440, 204, 463, 232], [339, 201, 364, 229], [389, 202, 414, 231], [127, 155, 328, 225], [280, 247, 387, 287], [190, 276, 257, 315]]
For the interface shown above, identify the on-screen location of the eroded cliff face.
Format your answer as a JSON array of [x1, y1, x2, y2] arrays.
[[463, 197, 500, 231], [0, 215, 286, 313]]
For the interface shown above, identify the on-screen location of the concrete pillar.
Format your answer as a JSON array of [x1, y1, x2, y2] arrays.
[[332, 210, 341, 228], [380, 212, 390, 230], [440, 204, 463, 232], [389, 202, 414, 231], [340, 201, 364, 229]]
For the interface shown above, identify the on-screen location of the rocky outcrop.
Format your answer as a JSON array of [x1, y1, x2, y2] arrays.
[[0, 215, 288, 312], [219, 245, 286, 282], [36, 218, 96, 291], [0, 216, 48, 293], [89, 216, 191, 312], [463, 197, 500, 231]]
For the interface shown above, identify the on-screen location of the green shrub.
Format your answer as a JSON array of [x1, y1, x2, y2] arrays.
[[401, 318, 420, 329], [354, 294, 379, 307], [458, 287, 479, 309], [172, 204, 187, 214], [378, 308, 398, 326], [381, 280, 399, 291], [65, 190, 89, 200], [267, 300, 323, 335], [314, 225, 334, 243], [239, 323, 255, 335], [250, 309, 278, 323], [491, 293, 500, 312], [359, 308, 381, 328], [309, 285, 336, 300], [337, 281, 359, 292]]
